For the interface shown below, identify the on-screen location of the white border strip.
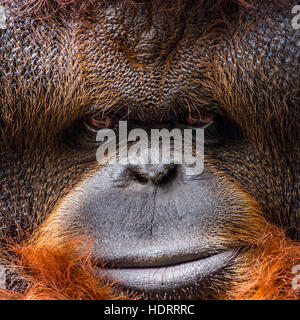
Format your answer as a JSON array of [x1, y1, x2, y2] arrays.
[[0, 5, 7, 30], [0, 264, 6, 289]]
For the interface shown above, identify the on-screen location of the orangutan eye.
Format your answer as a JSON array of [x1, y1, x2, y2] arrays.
[[185, 114, 214, 129], [84, 115, 115, 132]]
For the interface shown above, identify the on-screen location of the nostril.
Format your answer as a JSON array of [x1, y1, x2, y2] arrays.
[[155, 165, 177, 185], [129, 170, 149, 184]]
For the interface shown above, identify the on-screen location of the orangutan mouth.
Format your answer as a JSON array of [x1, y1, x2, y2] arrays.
[[100, 250, 237, 296]]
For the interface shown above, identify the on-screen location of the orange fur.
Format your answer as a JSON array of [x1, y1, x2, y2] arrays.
[[228, 226, 300, 300], [0, 240, 131, 300]]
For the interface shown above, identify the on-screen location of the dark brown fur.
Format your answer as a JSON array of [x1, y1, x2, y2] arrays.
[[0, 0, 299, 299]]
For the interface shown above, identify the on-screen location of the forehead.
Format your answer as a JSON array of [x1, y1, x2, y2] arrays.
[[0, 1, 298, 127]]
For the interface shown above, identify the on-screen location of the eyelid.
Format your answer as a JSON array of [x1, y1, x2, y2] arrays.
[[183, 120, 214, 130], [84, 116, 215, 132], [84, 120, 100, 133], [178, 120, 215, 130], [83, 116, 116, 132]]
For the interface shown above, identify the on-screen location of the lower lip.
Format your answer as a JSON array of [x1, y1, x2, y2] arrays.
[[101, 250, 236, 294]]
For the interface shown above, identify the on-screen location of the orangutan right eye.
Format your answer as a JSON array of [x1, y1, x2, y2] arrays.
[[84, 115, 114, 132]]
